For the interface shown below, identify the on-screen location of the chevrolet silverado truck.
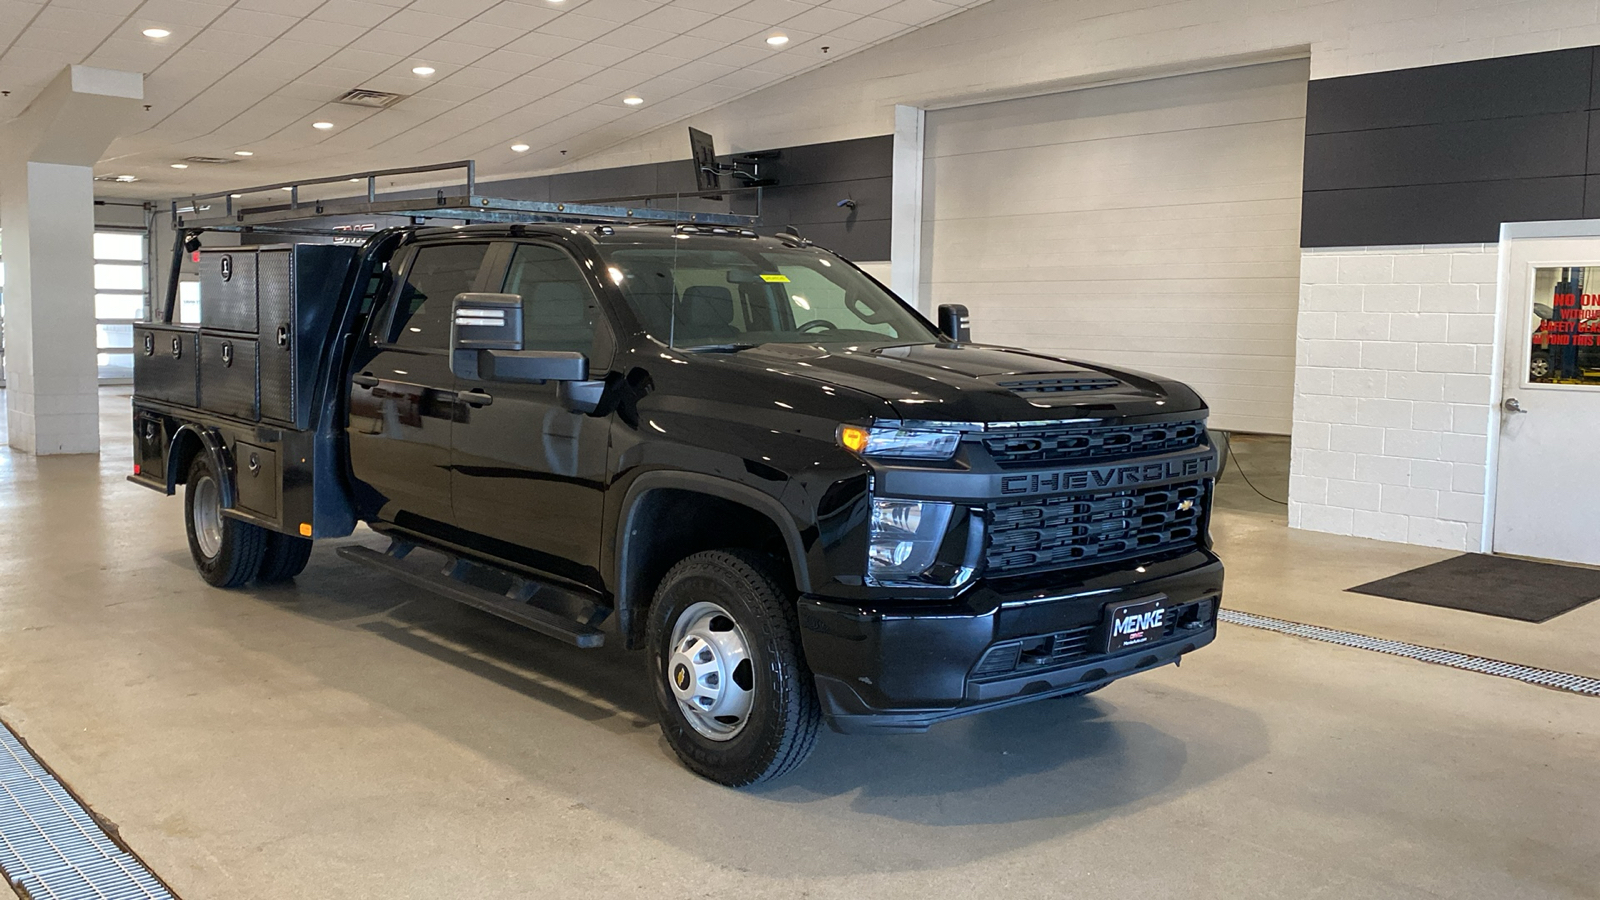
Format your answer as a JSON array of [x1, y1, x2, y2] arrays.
[[130, 220, 1223, 786]]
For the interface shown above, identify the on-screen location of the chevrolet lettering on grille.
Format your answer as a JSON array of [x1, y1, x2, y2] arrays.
[[999, 453, 1216, 496]]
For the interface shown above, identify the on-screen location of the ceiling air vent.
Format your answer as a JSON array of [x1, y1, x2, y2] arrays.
[[182, 156, 235, 164], [336, 88, 406, 109], [94, 174, 139, 183]]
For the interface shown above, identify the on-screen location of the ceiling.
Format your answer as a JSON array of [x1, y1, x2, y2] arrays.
[[0, 0, 987, 199]]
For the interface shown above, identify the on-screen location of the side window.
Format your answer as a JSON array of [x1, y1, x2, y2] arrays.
[[503, 244, 601, 354], [383, 243, 491, 350]]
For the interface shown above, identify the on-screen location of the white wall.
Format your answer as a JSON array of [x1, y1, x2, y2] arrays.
[[1290, 245, 1499, 551], [553, 0, 1600, 174]]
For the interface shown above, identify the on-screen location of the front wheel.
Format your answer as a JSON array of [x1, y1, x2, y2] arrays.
[[184, 454, 267, 588], [647, 549, 820, 786]]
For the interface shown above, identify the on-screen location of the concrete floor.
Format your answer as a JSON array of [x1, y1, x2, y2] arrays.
[[0, 391, 1597, 899]]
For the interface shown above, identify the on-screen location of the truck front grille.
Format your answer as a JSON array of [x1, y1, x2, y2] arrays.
[[986, 480, 1206, 577], [980, 419, 1204, 468]]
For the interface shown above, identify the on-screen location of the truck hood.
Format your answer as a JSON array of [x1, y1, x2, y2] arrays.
[[705, 341, 1205, 423]]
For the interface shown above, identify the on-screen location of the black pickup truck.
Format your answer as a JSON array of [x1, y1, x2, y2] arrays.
[[130, 221, 1222, 785]]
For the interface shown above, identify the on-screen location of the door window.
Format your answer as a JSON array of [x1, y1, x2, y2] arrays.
[[1527, 266, 1600, 385], [382, 242, 491, 350], [502, 244, 601, 354]]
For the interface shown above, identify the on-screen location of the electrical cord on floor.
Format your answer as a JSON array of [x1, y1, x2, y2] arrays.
[[1218, 431, 1289, 506]]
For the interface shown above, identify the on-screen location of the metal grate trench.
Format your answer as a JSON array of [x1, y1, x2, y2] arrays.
[[0, 721, 176, 900], [1219, 609, 1600, 697]]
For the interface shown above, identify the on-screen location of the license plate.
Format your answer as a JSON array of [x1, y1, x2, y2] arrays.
[[1105, 596, 1169, 653]]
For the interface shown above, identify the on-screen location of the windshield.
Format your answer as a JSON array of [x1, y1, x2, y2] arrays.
[[599, 244, 936, 349]]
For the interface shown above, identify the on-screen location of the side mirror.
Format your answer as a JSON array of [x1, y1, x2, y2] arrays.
[[938, 304, 971, 343], [1533, 302, 1558, 321], [449, 292, 589, 383]]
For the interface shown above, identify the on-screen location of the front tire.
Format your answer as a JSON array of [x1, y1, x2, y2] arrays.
[[647, 549, 820, 786], [184, 454, 268, 588]]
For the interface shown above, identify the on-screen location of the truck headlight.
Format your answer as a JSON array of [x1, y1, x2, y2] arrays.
[[868, 498, 954, 583], [839, 425, 960, 460]]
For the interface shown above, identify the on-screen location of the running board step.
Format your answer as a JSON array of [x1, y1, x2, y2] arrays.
[[337, 544, 605, 648]]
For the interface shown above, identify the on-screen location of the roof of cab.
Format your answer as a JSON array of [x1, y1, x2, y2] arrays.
[[405, 221, 803, 251]]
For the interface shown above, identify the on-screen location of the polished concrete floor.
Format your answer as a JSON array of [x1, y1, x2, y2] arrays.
[[0, 391, 1596, 899]]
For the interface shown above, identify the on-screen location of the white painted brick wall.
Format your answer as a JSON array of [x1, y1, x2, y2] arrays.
[[1290, 244, 1497, 551]]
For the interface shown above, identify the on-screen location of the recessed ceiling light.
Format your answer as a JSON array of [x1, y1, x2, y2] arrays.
[[623, 96, 644, 106], [511, 143, 530, 152], [170, 163, 188, 169], [230, 193, 241, 198], [233, 150, 253, 157], [142, 27, 170, 38], [313, 121, 334, 129], [281, 187, 294, 192], [412, 66, 435, 76], [349, 178, 362, 183], [766, 34, 789, 46]]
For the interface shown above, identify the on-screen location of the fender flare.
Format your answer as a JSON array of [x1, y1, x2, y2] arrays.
[[615, 470, 813, 612], [166, 424, 236, 509]]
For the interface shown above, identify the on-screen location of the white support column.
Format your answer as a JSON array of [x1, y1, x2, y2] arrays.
[[0, 65, 143, 454], [890, 104, 926, 312]]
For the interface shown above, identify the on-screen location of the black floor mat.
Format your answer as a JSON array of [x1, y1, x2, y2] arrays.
[[1348, 554, 1600, 623]]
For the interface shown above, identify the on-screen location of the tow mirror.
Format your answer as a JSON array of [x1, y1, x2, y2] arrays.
[[938, 304, 971, 343], [450, 292, 589, 384]]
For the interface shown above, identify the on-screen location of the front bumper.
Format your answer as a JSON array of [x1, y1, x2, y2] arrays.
[[798, 548, 1223, 734]]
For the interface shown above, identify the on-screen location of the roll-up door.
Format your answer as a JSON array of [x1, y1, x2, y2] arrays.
[[920, 59, 1309, 433]]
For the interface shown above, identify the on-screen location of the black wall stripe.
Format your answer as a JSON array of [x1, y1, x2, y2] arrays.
[[1302, 46, 1600, 247]]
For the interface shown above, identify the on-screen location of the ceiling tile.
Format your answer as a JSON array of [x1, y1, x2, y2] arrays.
[[411, 39, 492, 65], [281, 18, 371, 47], [781, 5, 861, 32], [562, 40, 642, 67], [687, 16, 767, 43], [311, 0, 397, 28], [440, 20, 520, 49], [650, 32, 723, 60], [348, 28, 434, 56], [382, 8, 468, 38], [727, 0, 816, 25], [324, 47, 404, 74], [608, 51, 684, 77], [441, 65, 519, 90], [252, 38, 339, 66], [536, 13, 617, 41], [873, 0, 959, 26], [471, 48, 552, 73], [666, 0, 748, 11], [502, 30, 584, 57], [472, 1, 562, 31], [408, 0, 501, 17], [828, 14, 904, 42], [593, 23, 676, 51], [628, 4, 717, 34], [231, 0, 323, 15], [569, 0, 657, 24], [821, 0, 897, 13]]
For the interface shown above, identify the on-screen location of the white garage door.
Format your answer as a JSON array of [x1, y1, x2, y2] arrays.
[[920, 59, 1309, 434]]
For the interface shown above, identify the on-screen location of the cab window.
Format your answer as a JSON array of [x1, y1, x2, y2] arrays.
[[381, 242, 491, 350], [502, 244, 601, 355]]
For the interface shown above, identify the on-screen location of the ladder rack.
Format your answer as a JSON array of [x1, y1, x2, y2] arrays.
[[171, 159, 759, 229]]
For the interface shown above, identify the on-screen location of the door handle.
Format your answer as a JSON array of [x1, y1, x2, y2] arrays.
[[1503, 397, 1527, 414], [460, 389, 494, 408], [352, 373, 380, 388]]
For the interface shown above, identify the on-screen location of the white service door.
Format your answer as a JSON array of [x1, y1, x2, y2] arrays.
[[920, 59, 1309, 434], [1493, 236, 1600, 565]]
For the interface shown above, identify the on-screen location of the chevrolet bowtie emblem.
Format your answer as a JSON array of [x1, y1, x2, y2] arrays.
[[1178, 499, 1195, 512]]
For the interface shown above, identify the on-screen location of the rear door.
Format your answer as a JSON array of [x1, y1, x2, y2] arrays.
[[348, 240, 493, 529], [449, 241, 612, 588]]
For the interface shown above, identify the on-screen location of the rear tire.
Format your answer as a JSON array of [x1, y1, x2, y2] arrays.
[[647, 549, 820, 787], [257, 533, 314, 583], [184, 454, 268, 588]]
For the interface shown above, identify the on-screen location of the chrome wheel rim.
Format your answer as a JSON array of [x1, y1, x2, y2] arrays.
[[193, 474, 223, 560], [1531, 357, 1551, 378], [667, 601, 755, 741]]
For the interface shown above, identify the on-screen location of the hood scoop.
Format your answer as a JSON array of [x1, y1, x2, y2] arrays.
[[995, 375, 1121, 395]]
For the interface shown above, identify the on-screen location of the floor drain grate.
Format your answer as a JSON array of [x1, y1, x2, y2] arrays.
[[0, 720, 177, 900], [1219, 609, 1600, 697]]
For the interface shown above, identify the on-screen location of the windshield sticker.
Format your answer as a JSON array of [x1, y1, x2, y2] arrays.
[[760, 273, 791, 283]]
